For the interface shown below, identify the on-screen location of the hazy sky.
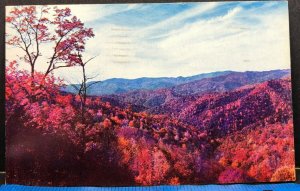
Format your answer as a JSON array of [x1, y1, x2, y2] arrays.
[[6, 1, 291, 82]]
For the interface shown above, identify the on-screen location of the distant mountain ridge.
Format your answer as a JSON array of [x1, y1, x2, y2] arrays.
[[102, 69, 291, 112], [62, 71, 234, 95], [63, 69, 290, 96]]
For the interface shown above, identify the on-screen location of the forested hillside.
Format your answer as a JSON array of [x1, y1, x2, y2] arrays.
[[6, 62, 295, 185]]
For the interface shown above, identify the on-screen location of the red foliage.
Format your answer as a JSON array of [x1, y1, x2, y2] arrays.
[[5, 6, 295, 187], [218, 168, 254, 184], [217, 121, 295, 182], [6, 5, 94, 80], [6, 66, 295, 185]]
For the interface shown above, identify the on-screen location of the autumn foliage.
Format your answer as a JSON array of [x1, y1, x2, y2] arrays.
[[5, 5, 296, 186]]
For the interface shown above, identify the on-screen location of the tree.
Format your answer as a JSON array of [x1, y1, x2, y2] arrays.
[[70, 54, 100, 123], [6, 6, 94, 84], [270, 166, 295, 182], [218, 168, 255, 184]]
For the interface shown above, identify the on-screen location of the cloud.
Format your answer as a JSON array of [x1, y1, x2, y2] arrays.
[[134, 2, 289, 77], [136, 2, 220, 40], [62, 5, 118, 23], [5, 2, 291, 83], [58, 4, 144, 23]]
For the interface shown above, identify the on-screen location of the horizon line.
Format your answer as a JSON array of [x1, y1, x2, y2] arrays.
[[83, 68, 291, 83]]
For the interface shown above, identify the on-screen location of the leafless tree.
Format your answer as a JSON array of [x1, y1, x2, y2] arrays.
[[69, 53, 100, 123]]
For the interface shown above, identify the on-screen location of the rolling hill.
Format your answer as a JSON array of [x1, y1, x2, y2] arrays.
[[63, 70, 290, 96], [102, 70, 291, 112], [62, 71, 234, 95]]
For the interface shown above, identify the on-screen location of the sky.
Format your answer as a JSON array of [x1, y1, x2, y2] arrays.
[[6, 1, 291, 83]]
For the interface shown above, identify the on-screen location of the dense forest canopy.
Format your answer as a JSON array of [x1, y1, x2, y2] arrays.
[[5, 4, 295, 186]]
